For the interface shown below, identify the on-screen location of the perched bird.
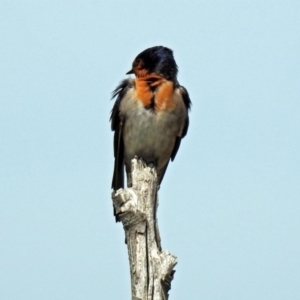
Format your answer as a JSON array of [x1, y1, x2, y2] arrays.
[[111, 46, 191, 197]]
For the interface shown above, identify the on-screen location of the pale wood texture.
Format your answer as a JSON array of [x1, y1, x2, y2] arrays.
[[112, 158, 177, 300]]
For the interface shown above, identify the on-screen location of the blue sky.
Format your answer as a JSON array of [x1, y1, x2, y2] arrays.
[[1, 1, 300, 299]]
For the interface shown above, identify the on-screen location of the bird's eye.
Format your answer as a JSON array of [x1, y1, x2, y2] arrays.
[[133, 59, 144, 70]]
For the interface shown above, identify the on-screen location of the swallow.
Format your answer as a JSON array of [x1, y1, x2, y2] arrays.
[[110, 46, 191, 218]]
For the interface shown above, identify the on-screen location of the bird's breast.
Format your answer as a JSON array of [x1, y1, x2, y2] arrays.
[[134, 78, 176, 112], [120, 81, 186, 164]]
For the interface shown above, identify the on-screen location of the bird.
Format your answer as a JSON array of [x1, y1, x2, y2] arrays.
[[110, 46, 191, 218]]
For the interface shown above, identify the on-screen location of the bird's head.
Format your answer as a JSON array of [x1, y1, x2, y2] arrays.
[[126, 46, 178, 81]]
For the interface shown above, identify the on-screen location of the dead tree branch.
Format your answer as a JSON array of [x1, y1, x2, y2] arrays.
[[112, 158, 177, 300]]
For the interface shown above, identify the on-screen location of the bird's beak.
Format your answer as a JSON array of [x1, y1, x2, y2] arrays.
[[126, 69, 134, 75]]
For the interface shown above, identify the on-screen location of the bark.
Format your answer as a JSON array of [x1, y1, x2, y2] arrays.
[[112, 158, 177, 300]]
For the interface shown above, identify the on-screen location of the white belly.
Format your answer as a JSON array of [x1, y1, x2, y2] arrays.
[[123, 107, 180, 163]]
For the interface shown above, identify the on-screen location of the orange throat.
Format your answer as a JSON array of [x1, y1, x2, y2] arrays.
[[134, 73, 175, 112]]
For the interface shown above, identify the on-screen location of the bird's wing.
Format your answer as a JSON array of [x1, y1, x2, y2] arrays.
[[170, 85, 192, 161], [110, 79, 134, 190], [158, 85, 191, 185]]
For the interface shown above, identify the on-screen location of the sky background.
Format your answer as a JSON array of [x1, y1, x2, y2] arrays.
[[1, 1, 300, 299]]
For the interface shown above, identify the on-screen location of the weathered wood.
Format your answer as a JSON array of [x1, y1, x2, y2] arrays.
[[112, 158, 177, 300]]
